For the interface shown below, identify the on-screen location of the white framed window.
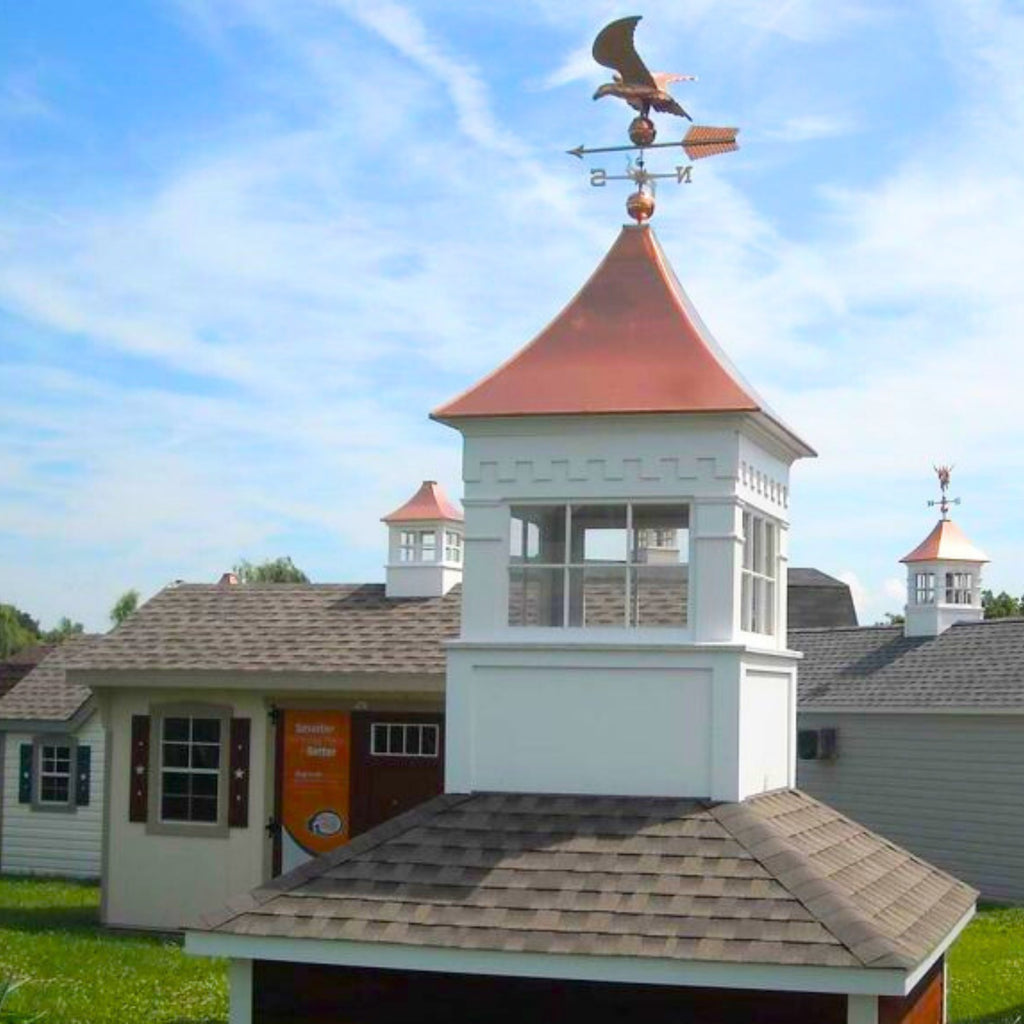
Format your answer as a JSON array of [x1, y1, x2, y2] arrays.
[[741, 511, 777, 635], [158, 715, 222, 824], [945, 571, 974, 605], [399, 529, 438, 563], [445, 530, 462, 563], [371, 722, 439, 758], [38, 742, 72, 805], [508, 504, 690, 627], [914, 571, 935, 604]]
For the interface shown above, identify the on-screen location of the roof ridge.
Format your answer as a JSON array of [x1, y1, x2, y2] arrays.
[[709, 794, 917, 969], [196, 793, 472, 932]]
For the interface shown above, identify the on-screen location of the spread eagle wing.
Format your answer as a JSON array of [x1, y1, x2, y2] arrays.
[[592, 16, 656, 89]]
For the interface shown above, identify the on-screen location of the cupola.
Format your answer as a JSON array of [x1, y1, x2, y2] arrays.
[[902, 466, 988, 637], [382, 480, 463, 599]]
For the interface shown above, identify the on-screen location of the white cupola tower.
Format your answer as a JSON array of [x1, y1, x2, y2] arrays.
[[382, 480, 464, 598], [902, 466, 988, 637], [434, 225, 815, 803]]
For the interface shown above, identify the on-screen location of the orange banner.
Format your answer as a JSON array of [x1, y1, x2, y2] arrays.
[[281, 710, 351, 856]]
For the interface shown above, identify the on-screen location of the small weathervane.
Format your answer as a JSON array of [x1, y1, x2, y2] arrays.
[[569, 16, 739, 223], [928, 465, 961, 520]]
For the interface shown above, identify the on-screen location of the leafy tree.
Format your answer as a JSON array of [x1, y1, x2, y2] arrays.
[[110, 589, 140, 626], [42, 617, 85, 644], [982, 589, 1023, 619], [0, 604, 40, 659], [233, 556, 310, 584], [876, 612, 905, 626]]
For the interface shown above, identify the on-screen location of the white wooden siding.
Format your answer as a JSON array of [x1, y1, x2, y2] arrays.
[[0, 713, 104, 879], [797, 712, 1024, 903]]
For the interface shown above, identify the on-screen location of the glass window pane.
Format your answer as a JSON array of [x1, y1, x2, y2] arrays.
[[163, 772, 189, 795], [192, 774, 218, 797], [742, 513, 753, 571], [568, 567, 627, 626], [162, 795, 189, 821], [422, 727, 437, 756], [389, 725, 404, 754], [191, 744, 220, 770], [164, 718, 189, 741], [630, 566, 688, 626], [163, 743, 190, 768], [192, 719, 221, 744], [570, 505, 627, 564], [372, 724, 387, 754], [510, 507, 565, 564], [406, 727, 421, 755], [632, 505, 689, 566], [508, 567, 565, 626], [189, 797, 218, 823]]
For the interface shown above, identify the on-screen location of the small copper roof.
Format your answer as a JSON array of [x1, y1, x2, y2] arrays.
[[901, 518, 989, 564], [432, 225, 813, 454], [382, 481, 463, 524]]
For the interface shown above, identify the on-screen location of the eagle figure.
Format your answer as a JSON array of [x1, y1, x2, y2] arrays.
[[592, 16, 694, 121]]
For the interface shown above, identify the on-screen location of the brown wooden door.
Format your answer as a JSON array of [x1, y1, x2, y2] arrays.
[[350, 711, 444, 836]]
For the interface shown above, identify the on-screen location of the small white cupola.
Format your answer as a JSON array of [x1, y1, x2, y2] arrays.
[[382, 480, 464, 599], [902, 466, 988, 637]]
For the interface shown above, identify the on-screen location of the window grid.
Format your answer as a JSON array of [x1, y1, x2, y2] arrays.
[[445, 530, 462, 563], [914, 571, 935, 605], [39, 744, 71, 804], [741, 511, 777, 635], [945, 571, 974, 605], [508, 504, 690, 628], [160, 716, 221, 824], [399, 529, 439, 564], [371, 723, 439, 758]]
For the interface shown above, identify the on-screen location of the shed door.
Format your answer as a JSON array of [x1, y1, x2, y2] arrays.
[[350, 712, 445, 835]]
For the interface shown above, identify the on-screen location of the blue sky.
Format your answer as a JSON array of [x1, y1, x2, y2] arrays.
[[2, 0, 1023, 630]]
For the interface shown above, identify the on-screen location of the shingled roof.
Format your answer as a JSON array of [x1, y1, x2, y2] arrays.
[[793, 618, 1024, 708], [0, 636, 97, 723], [787, 568, 858, 629], [197, 789, 974, 972], [66, 584, 461, 675]]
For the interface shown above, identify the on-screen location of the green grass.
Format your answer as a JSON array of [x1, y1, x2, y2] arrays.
[[0, 877, 1021, 1022], [0, 876, 226, 1024], [949, 905, 1024, 1024]]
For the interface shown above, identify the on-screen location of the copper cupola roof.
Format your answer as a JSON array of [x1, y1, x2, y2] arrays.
[[901, 519, 989, 564], [382, 480, 463, 524], [432, 225, 813, 455]]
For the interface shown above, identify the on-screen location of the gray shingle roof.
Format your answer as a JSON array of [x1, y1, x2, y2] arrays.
[[198, 789, 974, 972], [69, 572, 847, 677], [793, 618, 1024, 708], [787, 568, 858, 629], [66, 584, 460, 676], [0, 637, 97, 722]]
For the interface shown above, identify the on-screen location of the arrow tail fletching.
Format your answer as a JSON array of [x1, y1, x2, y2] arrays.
[[682, 125, 739, 160]]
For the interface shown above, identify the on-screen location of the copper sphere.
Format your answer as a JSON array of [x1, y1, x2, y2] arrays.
[[626, 189, 655, 224], [628, 116, 656, 147]]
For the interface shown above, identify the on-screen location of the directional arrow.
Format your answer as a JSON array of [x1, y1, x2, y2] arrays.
[[567, 140, 687, 159]]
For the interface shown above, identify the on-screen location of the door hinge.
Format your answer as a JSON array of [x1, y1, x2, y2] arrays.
[[265, 816, 281, 838]]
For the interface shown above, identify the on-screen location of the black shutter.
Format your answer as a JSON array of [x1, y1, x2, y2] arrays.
[[129, 716, 150, 822], [228, 718, 250, 828], [18, 744, 32, 804], [75, 745, 91, 806]]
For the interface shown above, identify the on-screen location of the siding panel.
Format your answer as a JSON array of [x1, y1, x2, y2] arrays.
[[798, 712, 1024, 902], [0, 714, 105, 879]]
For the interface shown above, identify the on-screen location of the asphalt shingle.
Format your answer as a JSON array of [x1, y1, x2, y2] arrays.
[[0, 636, 97, 722]]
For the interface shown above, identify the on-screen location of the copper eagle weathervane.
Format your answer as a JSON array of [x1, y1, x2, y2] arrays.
[[570, 16, 739, 223]]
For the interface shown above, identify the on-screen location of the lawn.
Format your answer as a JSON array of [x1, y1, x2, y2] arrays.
[[0, 877, 226, 1024], [0, 877, 1021, 1023]]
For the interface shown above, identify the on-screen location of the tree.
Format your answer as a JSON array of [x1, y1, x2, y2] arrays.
[[110, 589, 140, 626], [876, 612, 905, 626], [233, 556, 310, 584], [981, 589, 1023, 619], [0, 603, 40, 659], [43, 617, 85, 644]]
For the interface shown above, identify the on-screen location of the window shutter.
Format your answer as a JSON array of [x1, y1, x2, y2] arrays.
[[228, 718, 250, 828], [129, 715, 150, 822], [75, 745, 91, 807], [18, 744, 32, 804]]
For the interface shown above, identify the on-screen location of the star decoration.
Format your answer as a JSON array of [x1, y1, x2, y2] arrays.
[[234, 768, 246, 780]]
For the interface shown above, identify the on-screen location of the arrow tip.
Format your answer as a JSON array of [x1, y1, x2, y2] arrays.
[[567, 145, 584, 159]]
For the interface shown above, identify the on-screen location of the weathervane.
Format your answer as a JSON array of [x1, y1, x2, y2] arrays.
[[569, 16, 739, 223], [928, 465, 961, 520]]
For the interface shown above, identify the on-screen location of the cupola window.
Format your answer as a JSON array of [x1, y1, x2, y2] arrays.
[[445, 530, 463, 563], [740, 511, 777, 635], [913, 572, 935, 605], [508, 504, 689, 628], [399, 529, 438, 563], [945, 571, 974, 605]]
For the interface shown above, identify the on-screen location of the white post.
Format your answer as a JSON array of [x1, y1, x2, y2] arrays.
[[228, 958, 253, 1024], [847, 993, 879, 1024]]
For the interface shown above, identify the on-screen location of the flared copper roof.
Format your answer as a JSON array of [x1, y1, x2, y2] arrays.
[[901, 519, 989, 564], [433, 225, 812, 453], [382, 480, 463, 524]]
